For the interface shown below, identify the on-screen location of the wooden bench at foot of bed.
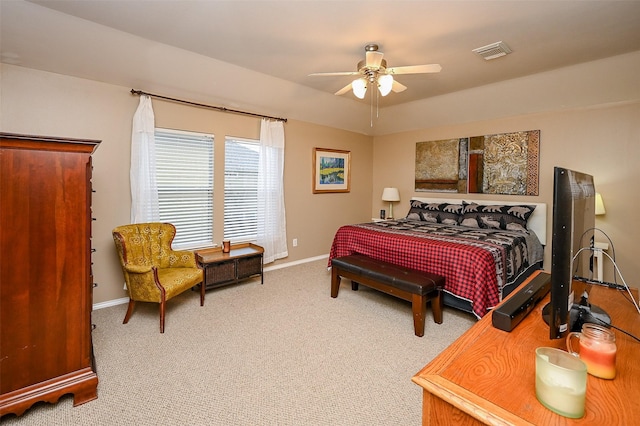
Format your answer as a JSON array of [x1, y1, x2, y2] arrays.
[[330, 254, 445, 337]]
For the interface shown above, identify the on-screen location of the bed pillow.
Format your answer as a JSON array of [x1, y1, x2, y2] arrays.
[[405, 200, 433, 222], [406, 200, 463, 225], [460, 203, 536, 232], [458, 203, 482, 228]]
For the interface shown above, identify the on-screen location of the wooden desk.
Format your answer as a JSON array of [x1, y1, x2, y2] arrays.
[[412, 270, 640, 425]]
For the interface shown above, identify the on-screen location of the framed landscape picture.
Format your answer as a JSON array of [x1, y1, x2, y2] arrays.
[[312, 147, 351, 193]]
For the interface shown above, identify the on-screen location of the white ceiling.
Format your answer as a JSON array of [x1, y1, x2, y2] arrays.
[[2, 0, 640, 134]]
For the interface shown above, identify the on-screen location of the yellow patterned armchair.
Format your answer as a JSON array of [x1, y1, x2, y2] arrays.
[[112, 223, 204, 333]]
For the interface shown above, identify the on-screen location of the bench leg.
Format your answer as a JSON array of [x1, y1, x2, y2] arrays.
[[432, 290, 443, 324], [351, 281, 359, 291], [331, 267, 341, 298], [411, 294, 426, 337]]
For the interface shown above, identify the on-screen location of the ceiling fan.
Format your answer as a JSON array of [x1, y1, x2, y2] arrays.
[[309, 44, 442, 99]]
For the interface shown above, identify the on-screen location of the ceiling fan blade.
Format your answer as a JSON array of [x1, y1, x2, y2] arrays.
[[309, 71, 359, 77], [386, 64, 442, 75], [365, 51, 384, 69], [391, 80, 407, 93], [334, 83, 353, 96]]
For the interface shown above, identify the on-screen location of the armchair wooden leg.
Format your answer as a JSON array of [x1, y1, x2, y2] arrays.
[[159, 299, 166, 333], [123, 299, 135, 324]]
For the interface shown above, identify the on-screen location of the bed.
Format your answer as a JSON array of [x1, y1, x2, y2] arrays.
[[328, 197, 547, 318]]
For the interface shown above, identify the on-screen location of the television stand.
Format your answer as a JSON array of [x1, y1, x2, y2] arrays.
[[542, 291, 611, 333], [569, 302, 611, 331]]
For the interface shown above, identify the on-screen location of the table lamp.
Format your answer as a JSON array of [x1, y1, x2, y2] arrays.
[[382, 187, 400, 219]]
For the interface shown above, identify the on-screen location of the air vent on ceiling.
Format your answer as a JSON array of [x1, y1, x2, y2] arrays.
[[472, 41, 512, 60]]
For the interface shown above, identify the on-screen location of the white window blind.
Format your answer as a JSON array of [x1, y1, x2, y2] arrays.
[[224, 137, 259, 242], [155, 129, 214, 249]]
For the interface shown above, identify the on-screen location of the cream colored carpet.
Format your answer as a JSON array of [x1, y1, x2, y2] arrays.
[[3, 259, 475, 425]]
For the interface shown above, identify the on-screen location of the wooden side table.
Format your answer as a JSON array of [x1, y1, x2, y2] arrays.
[[196, 243, 264, 291]]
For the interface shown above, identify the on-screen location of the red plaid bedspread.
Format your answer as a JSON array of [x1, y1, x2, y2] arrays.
[[328, 222, 522, 318]]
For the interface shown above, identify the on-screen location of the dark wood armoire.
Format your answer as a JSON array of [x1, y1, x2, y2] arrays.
[[0, 133, 100, 417]]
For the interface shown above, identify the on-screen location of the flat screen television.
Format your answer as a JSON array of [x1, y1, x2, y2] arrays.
[[542, 166, 610, 339]]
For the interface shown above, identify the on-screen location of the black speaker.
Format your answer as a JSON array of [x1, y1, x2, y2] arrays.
[[492, 272, 551, 332]]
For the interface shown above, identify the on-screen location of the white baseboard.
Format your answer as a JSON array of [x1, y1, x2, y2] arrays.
[[263, 253, 328, 272], [93, 297, 129, 310], [92, 254, 330, 311]]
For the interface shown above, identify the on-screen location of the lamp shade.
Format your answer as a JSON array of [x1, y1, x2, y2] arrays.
[[352, 78, 367, 99], [378, 74, 394, 96], [595, 193, 606, 215], [381, 187, 400, 202]]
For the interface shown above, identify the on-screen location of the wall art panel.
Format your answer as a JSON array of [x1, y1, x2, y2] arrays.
[[415, 130, 539, 195]]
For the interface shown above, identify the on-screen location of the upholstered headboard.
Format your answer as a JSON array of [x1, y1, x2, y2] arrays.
[[410, 197, 547, 246]]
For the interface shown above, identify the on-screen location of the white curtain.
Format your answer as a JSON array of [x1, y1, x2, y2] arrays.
[[130, 95, 159, 223], [257, 119, 288, 263]]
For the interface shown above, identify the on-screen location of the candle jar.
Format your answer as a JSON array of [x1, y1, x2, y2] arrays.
[[566, 323, 616, 379], [222, 240, 231, 253], [535, 347, 587, 418]]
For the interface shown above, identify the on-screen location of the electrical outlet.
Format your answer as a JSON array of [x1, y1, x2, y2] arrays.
[[292, 238, 298, 247]]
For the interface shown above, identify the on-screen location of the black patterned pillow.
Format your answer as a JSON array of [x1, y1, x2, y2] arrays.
[[406, 200, 462, 225], [459, 203, 482, 228], [406, 200, 431, 221], [460, 203, 536, 232]]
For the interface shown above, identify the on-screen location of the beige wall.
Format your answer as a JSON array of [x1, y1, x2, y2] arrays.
[[1, 64, 373, 305], [2, 57, 638, 306], [373, 102, 640, 288]]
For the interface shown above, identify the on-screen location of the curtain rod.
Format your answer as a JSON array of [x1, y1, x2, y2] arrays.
[[130, 89, 287, 123]]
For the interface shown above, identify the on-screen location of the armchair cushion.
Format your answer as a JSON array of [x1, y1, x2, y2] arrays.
[[156, 267, 204, 300]]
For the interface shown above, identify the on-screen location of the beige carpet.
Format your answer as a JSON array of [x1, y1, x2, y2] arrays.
[[3, 259, 475, 425]]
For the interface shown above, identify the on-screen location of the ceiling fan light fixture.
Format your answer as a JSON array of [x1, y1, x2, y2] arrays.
[[377, 74, 393, 96], [352, 78, 367, 99], [310, 43, 441, 112]]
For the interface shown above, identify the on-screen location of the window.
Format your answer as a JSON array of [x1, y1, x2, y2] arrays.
[[155, 129, 214, 249], [224, 137, 259, 242]]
